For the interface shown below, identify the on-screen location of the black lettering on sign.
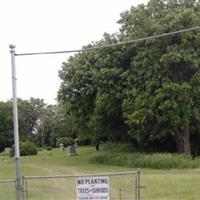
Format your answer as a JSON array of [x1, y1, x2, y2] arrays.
[[91, 188, 109, 193], [85, 179, 90, 184], [77, 179, 84, 185], [84, 178, 108, 184], [78, 188, 89, 193]]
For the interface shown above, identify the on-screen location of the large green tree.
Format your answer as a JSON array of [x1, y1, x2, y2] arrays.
[[58, 36, 131, 145], [58, 0, 200, 157], [121, 0, 200, 157]]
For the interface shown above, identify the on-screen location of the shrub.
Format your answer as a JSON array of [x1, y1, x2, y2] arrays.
[[102, 142, 135, 153], [0, 151, 10, 157], [78, 134, 92, 145], [10, 141, 37, 157], [46, 146, 52, 151], [37, 147, 43, 151], [56, 137, 74, 147], [90, 151, 200, 169]]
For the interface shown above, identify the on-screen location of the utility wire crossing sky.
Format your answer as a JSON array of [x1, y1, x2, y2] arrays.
[[1, 0, 149, 105], [15, 26, 200, 56], [4, 0, 196, 105]]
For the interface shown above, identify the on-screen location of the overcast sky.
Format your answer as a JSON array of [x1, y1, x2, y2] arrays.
[[0, 0, 148, 105]]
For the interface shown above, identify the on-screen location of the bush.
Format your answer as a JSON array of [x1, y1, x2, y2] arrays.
[[90, 151, 200, 169], [0, 151, 10, 157], [37, 147, 43, 151], [46, 146, 52, 151], [78, 134, 92, 145], [102, 142, 135, 153], [10, 141, 37, 157], [56, 137, 74, 147]]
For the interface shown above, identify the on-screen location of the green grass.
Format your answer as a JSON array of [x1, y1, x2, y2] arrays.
[[1, 146, 200, 200], [90, 143, 200, 169], [90, 152, 200, 169]]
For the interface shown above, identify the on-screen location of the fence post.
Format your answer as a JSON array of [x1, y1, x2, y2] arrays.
[[22, 177, 25, 200], [137, 168, 141, 200], [119, 188, 122, 200], [22, 177, 28, 200], [135, 173, 138, 200]]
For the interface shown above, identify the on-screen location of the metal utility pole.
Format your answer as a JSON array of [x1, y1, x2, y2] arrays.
[[9, 44, 23, 200]]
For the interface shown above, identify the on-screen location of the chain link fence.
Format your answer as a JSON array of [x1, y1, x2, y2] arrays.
[[0, 179, 16, 200], [0, 170, 142, 200]]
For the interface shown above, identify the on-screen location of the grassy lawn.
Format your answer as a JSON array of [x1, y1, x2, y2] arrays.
[[1, 146, 200, 200]]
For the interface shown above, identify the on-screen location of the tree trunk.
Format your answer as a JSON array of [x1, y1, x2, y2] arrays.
[[95, 144, 99, 151], [175, 123, 191, 158]]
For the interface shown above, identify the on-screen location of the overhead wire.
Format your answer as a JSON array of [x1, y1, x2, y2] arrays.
[[15, 25, 200, 56]]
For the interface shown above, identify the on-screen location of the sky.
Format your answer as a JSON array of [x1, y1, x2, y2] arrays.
[[0, 0, 148, 105]]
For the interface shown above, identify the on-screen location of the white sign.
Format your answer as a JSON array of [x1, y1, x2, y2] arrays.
[[76, 176, 109, 200]]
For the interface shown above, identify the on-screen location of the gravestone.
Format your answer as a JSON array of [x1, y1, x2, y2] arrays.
[[74, 138, 78, 147], [67, 145, 77, 156], [59, 143, 64, 151], [4, 147, 11, 153]]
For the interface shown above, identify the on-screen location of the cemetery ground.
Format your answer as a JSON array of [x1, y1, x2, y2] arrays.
[[0, 146, 200, 200]]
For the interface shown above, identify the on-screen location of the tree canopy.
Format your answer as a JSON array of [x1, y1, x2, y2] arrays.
[[58, 0, 200, 157]]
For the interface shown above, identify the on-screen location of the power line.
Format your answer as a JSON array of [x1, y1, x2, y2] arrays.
[[15, 26, 200, 56]]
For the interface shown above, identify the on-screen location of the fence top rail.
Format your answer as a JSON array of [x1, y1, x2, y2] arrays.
[[23, 171, 139, 180], [0, 179, 16, 183]]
